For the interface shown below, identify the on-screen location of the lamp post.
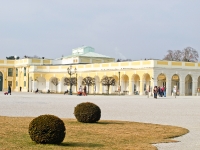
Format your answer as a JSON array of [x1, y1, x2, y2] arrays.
[[118, 71, 121, 95], [67, 65, 77, 95], [76, 73, 77, 92]]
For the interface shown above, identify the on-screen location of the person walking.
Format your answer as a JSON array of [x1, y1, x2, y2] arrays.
[[8, 85, 11, 95], [78, 86, 82, 96], [153, 86, 157, 99]]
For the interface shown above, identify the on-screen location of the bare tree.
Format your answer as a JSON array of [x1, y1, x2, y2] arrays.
[[64, 77, 77, 86], [173, 50, 182, 61], [182, 47, 199, 62], [51, 77, 59, 92], [163, 47, 199, 62], [82, 77, 95, 94], [101, 76, 116, 94], [163, 50, 176, 61]]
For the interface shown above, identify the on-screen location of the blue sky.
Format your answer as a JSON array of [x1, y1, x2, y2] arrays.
[[0, 0, 200, 60]]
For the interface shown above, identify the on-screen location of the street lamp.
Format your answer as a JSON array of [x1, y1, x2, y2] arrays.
[[67, 65, 77, 95], [76, 73, 77, 92], [118, 71, 121, 95]]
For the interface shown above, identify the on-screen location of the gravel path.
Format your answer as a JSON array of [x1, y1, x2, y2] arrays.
[[0, 92, 200, 150]]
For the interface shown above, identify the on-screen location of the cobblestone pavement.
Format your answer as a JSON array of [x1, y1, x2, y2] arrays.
[[0, 92, 200, 150]]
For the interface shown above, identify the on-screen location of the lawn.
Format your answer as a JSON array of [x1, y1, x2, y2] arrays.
[[0, 116, 188, 150]]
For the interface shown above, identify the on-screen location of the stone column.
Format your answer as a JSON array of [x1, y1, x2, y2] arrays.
[[46, 81, 50, 91], [129, 80, 133, 95], [32, 81, 37, 92], [99, 82, 102, 94], [57, 81, 62, 93], [166, 79, 171, 96], [192, 81, 197, 96], [139, 80, 144, 95], [179, 79, 185, 96]]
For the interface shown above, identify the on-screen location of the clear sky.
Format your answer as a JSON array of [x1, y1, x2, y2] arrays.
[[0, 0, 200, 60]]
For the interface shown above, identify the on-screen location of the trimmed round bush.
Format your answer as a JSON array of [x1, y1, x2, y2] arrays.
[[28, 114, 66, 144], [74, 102, 101, 123]]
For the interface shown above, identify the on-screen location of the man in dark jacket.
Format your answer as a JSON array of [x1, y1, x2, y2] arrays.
[[8, 85, 11, 95]]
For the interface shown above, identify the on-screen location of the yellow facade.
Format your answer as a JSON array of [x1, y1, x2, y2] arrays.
[[0, 58, 199, 96]]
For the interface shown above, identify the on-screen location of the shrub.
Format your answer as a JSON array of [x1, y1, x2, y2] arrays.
[[28, 114, 66, 144], [74, 102, 101, 123]]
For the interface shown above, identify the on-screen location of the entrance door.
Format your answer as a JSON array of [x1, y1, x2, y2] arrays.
[[0, 72, 3, 91]]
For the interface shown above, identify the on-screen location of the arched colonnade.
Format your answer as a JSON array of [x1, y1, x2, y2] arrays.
[[30, 72, 200, 96]]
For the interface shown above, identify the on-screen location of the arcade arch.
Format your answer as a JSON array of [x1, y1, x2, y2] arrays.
[[121, 74, 129, 93], [112, 75, 118, 93], [37, 77, 46, 92], [49, 77, 59, 92], [142, 73, 150, 94], [171, 74, 180, 95], [131, 74, 140, 95], [185, 75, 192, 96], [157, 73, 166, 87]]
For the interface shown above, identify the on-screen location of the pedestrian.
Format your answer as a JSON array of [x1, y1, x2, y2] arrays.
[[173, 86, 177, 98], [163, 86, 166, 97], [157, 86, 160, 97], [35, 88, 39, 93], [64, 89, 68, 95], [153, 86, 157, 99], [8, 85, 11, 95], [160, 86, 163, 97], [78, 86, 82, 96]]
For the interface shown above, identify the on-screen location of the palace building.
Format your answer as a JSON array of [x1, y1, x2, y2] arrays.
[[0, 46, 200, 96]]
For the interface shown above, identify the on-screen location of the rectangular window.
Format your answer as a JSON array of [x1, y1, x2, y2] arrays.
[[24, 67, 26, 76], [8, 81, 12, 87], [16, 81, 18, 86], [8, 68, 13, 76], [16, 68, 18, 77], [24, 81, 26, 87]]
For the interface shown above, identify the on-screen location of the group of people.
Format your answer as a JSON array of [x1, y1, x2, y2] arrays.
[[77, 85, 87, 96], [153, 86, 166, 99]]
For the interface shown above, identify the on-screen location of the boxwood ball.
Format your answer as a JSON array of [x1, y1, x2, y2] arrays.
[[28, 114, 66, 144], [74, 102, 101, 123]]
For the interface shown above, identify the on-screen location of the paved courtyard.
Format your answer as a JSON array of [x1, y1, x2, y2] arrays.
[[0, 92, 200, 150]]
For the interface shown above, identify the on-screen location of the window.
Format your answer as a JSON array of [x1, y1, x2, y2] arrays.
[[24, 81, 26, 87], [8, 68, 13, 76], [16, 68, 18, 77], [8, 81, 12, 87], [16, 81, 18, 86], [24, 67, 26, 76]]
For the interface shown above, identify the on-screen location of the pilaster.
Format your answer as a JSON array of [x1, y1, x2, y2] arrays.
[[129, 80, 133, 95]]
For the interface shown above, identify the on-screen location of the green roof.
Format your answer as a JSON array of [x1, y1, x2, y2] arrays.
[[60, 52, 112, 59]]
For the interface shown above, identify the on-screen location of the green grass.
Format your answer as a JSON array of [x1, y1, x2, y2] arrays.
[[0, 116, 189, 150]]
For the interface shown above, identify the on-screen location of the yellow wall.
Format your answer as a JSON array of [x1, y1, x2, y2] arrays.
[[43, 60, 51, 64], [172, 62, 182, 66], [157, 61, 168, 65], [32, 59, 41, 63], [185, 62, 195, 67], [131, 61, 140, 66]]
